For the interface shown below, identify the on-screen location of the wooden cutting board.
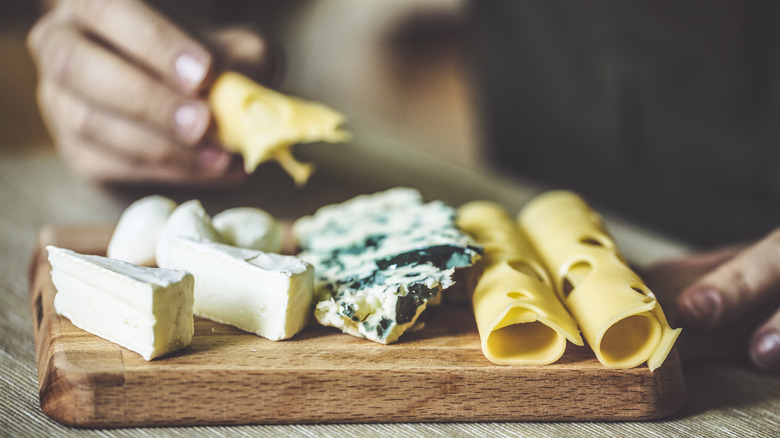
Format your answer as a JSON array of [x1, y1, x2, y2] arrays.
[[28, 224, 686, 428]]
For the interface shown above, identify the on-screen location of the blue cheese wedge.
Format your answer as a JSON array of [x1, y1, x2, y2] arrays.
[[166, 236, 314, 340], [47, 246, 194, 360], [293, 188, 482, 344]]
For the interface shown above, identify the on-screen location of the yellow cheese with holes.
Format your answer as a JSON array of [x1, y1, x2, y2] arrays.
[[209, 71, 350, 186], [518, 191, 680, 370], [458, 201, 582, 365]]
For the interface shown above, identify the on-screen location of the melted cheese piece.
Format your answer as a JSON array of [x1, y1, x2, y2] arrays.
[[518, 191, 680, 370], [209, 71, 350, 185], [458, 202, 582, 365]]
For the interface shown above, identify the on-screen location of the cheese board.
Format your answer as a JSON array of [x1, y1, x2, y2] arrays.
[[29, 224, 686, 427]]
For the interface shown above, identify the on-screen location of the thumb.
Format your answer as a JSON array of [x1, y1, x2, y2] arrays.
[[676, 229, 780, 329]]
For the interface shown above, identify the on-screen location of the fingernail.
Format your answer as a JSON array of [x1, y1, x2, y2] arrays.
[[751, 331, 780, 371], [174, 101, 209, 144], [198, 145, 231, 173], [175, 49, 209, 90], [685, 288, 720, 325]]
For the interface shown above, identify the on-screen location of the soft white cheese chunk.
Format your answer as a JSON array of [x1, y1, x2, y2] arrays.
[[212, 207, 283, 253], [47, 245, 194, 360], [156, 200, 222, 268], [166, 236, 314, 340], [107, 195, 177, 266]]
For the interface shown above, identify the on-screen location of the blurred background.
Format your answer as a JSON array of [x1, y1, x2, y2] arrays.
[[0, 1, 49, 153]]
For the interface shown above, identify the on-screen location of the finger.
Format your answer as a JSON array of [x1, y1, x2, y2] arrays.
[[61, 0, 212, 92], [677, 229, 780, 329], [649, 246, 742, 277], [40, 81, 201, 165], [642, 246, 742, 313], [34, 23, 210, 145], [27, 4, 63, 61], [750, 311, 780, 372], [56, 134, 242, 185]]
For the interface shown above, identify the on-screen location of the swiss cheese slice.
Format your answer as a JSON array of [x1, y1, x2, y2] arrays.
[[518, 191, 680, 370], [458, 202, 582, 365], [209, 71, 350, 185]]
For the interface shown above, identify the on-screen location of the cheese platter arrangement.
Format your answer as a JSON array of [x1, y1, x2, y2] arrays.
[[28, 189, 686, 428]]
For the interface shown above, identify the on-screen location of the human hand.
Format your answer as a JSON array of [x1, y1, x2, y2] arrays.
[[27, 0, 279, 185], [646, 232, 780, 372]]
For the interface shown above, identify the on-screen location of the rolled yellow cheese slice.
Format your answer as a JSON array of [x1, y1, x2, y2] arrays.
[[518, 191, 680, 370], [458, 201, 582, 365], [209, 71, 350, 186]]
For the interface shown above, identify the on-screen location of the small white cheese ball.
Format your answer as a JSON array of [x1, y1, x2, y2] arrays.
[[212, 207, 283, 253], [107, 195, 177, 266], [156, 200, 222, 268]]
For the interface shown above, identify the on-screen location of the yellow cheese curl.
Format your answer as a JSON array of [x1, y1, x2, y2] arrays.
[[519, 191, 680, 370], [458, 201, 582, 365]]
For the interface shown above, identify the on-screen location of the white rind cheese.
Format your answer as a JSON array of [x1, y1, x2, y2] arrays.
[[293, 188, 482, 344], [107, 195, 177, 266], [166, 236, 314, 341], [47, 245, 194, 360], [212, 207, 283, 253], [156, 200, 223, 269]]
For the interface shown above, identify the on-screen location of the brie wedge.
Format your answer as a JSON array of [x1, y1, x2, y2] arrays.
[[166, 236, 314, 340], [47, 245, 194, 360]]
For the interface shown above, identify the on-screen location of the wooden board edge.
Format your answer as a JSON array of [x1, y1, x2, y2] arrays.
[[37, 362, 688, 428], [29, 224, 118, 427]]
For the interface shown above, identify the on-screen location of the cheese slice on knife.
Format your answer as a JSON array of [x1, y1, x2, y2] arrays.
[[518, 191, 680, 370], [209, 71, 350, 186], [458, 201, 582, 365], [166, 236, 314, 341], [47, 246, 194, 360]]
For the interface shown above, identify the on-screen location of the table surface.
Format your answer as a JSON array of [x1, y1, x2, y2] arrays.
[[1, 17, 779, 438]]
